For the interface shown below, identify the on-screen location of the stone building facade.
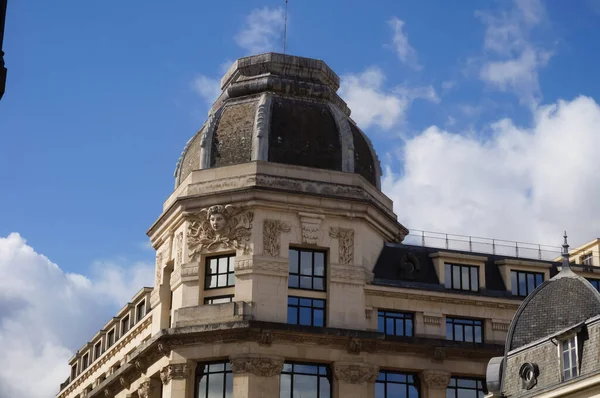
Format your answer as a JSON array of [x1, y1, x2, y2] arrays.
[[56, 53, 595, 398]]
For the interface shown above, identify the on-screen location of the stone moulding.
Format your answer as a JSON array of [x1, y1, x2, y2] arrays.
[[263, 219, 291, 257], [423, 313, 442, 325], [186, 204, 253, 259], [333, 362, 379, 384], [420, 369, 451, 389], [329, 227, 355, 265], [230, 355, 284, 377]]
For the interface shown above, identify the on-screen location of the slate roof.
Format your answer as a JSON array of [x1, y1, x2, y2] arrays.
[[372, 243, 561, 299]]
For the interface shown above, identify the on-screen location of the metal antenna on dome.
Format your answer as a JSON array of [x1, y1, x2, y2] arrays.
[[283, 0, 288, 54], [562, 231, 571, 270]]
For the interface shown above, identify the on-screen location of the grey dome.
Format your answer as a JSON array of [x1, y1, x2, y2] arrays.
[[506, 268, 600, 351], [174, 53, 382, 189]]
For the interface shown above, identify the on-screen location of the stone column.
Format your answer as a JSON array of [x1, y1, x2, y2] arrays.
[[138, 378, 162, 398], [230, 354, 284, 398], [420, 370, 451, 398], [332, 362, 379, 398], [160, 362, 193, 398]]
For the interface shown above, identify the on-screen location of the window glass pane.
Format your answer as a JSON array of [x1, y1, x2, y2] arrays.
[[462, 268, 470, 290], [319, 377, 330, 398], [289, 250, 298, 273], [300, 276, 312, 289], [536, 274, 543, 286], [280, 374, 291, 398], [453, 266, 461, 288], [227, 274, 235, 286], [313, 300, 325, 308], [209, 259, 218, 274], [197, 376, 207, 397], [446, 322, 453, 339], [475, 326, 482, 343], [445, 263, 451, 287], [464, 325, 473, 342], [519, 273, 526, 294], [527, 273, 534, 293], [289, 275, 298, 288], [314, 309, 324, 327], [378, 316, 385, 333], [470, 267, 478, 291], [299, 307, 312, 325], [406, 319, 413, 336], [218, 274, 227, 287], [314, 252, 325, 276], [295, 375, 318, 398], [409, 385, 419, 398], [218, 257, 228, 274], [375, 383, 385, 398], [300, 251, 313, 275], [511, 271, 518, 295], [313, 277, 324, 291], [454, 324, 463, 341], [287, 307, 297, 324]]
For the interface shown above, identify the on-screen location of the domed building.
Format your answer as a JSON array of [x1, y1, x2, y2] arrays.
[[486, 236, 600, 398], [57, 53, 600, 398]]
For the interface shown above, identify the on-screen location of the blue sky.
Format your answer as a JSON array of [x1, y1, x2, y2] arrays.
[[3, 1, 600, 395]]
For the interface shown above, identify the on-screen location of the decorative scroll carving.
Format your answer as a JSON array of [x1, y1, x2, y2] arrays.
[[154, 251, 163, 287], [263, 220, 291, 257], [160, 364, 190, 385], [299, 213, 324, 245], [421, 370, 451, 389], [230, 355, 284, 377], [333, 362, 379, 384], [187, 205, 253, 259], [175, 232, 183, 266], [329, 227, 355, 264]]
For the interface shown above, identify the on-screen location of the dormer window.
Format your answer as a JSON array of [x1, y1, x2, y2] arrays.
[[136, 300, 146, 323], [107, 328, 115, 348], [121, 315, 130, 336], [82, 353, 89, 370], [561, 335, 579, 381], [445, 263, 479, 292], [581, 252, 593, 266], [511, 270, 543, 297], [70, 364, 78, 380], [93, 341, 102, 360]]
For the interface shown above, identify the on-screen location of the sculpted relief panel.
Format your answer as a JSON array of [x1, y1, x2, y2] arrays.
[[187, 205, 253, 260], [329, 227, 355, 264], [263, 219, 291, 257]]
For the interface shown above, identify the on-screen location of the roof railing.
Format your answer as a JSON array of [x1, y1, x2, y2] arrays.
[[404, 229, 564, 261]]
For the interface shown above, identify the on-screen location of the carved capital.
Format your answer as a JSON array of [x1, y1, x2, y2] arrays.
[[329, 227, 355, 264], [263, 219, 291, 257], [230, 355, 284, 377], [160, 363, 190, 385], [333, 362, 379, 384], [421, 370, 451, 389]]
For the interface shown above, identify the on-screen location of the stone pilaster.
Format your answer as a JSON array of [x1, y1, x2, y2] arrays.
[[333, 362, 379, 398], [420, 370, 451, 398], [230, 354, 284, 398], [160, 362, 193, 398]]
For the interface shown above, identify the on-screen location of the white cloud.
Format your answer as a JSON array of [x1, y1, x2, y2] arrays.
[[476, 0, 552, 105], [192, 75, 221, 105], [0, 233, 153, 398], [388, 17, 421, 70], [339, 67, 438, 130], [383, 96, 600, 249], [235, 7, 285, 54]]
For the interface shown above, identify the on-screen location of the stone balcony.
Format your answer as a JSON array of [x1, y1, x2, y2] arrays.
[[173, 301, 253, 327]]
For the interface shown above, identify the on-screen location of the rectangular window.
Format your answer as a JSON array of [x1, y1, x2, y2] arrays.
[[107, 329, 115, 348], [444, 263, 479, 291], [70, 364, 78, 380], [205, 254, 235, 289], [447, 377, 486, 398], [204, 295, 234, 305], [511, 270, 544, 297], [280, 362, 331, 398], [287, 297, 325, 327], [288, 248, 326, 291], [375, 371, 419, 398], [561, 335, 579, 381], [581, 253, 594, 266], [377, 311, 414, 337], [587, 278, 600, 292], [82, 353, 89, 370], [195, 362, 233, 398], [121, 315, 130, 336], [136, 300, 146, 323], [446, 318, 483, 343], [93, 342, 102, 360]]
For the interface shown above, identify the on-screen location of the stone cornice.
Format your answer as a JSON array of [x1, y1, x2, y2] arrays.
[[80, 321, 501, 398], [365, 286, 520, 310]]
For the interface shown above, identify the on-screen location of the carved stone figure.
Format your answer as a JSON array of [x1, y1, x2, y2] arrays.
[[333, 362, 379, 384], [160, 363, 190, 385], [263, 220, 291, 257], [187, 205, 253, 260], [329, 227, 355, 264], [230, 355, 284, 377]]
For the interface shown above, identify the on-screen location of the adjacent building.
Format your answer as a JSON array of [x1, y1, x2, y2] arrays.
[[57, 53, 597, 398]]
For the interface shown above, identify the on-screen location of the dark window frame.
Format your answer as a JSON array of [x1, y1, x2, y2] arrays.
[[375, 370, 420, 398], [280, 362, 332, 398], [71, 364, 78, 380], [377, 310, 414, 337], [82, 353, 89, 370], [205, 254, 236, 290], [561, 335, 579, 381], [93, 341, 102, 360], [194, 361, 233, 398], [288, 248, 327, 292], [446, 317, 484, 343], [287, 296, 326, 327], [511, 270, 544, 296], [121, 315, 130, 336], [136, 300, 146, 323], [204, 295, 234, 305], [446, 376, 487, 398], [444, 263, 480, 292], [107, 328, 115, 347]]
